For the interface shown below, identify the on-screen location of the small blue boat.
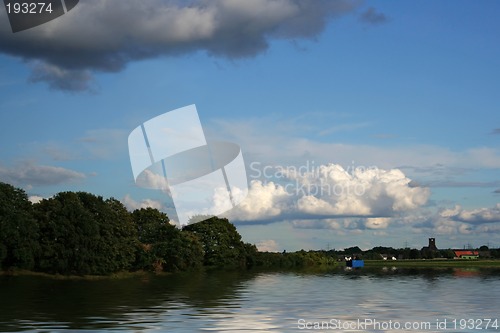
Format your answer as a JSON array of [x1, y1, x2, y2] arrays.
[[346, 259, 364, 268]]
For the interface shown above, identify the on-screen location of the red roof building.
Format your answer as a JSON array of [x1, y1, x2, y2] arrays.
[[453, 250, 479, 259]]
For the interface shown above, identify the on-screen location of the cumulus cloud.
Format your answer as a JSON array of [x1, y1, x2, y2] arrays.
[[0, 161, 85, 187], [414, 204, 500, 236], [227, 180, 291, 221], [226, 163, 429, 223], [256, 239, 280, 252], [440, 205, 462, 218], [435, 204, 500, 224], [433, 219, 467, 235], [28, 195, 46, 204], [455, 204, 500, 224], [0, 0, 358, 91], [122, 194, 164, 211]]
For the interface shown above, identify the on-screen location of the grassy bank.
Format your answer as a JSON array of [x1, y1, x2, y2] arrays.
[[364, 259, 500, 268]]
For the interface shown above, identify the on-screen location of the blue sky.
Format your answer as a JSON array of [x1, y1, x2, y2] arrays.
[[1, 0, 499, 252]]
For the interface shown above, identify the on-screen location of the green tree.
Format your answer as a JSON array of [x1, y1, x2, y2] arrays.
[[34, 192, 137, 275], [183, 216, 250, 268], [175, 231, 204, 271], [439, 249, 456, 259], [490, 249, 500, 259], [371, 246, 397, 256], [242, 242, 258, 268], [132, 208, 203, 272], [343, 246, 362, 255], [103, 198, 139, 270], [409, 248, 421, 259], [0, 182, 39, 270]]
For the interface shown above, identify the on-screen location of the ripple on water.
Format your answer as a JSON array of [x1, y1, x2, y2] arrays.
[[1, 270, 500, 332]]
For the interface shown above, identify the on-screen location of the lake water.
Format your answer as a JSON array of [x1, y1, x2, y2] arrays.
[[1, 267, 500, 332]]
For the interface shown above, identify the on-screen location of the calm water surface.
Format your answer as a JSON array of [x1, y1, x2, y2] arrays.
[[1, 267, 499, 332]]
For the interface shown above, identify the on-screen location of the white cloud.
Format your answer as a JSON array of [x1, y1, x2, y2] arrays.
[[433, 204, 500, 225], [226, 180, 292, 221], [28, 195, 45, 204], [256, 239, 280, 252], [136, 169, 170, 192], [440, 205, 462, 218], [412, 204, 500, 236], [0, 161, 85, 187], [122, 194, 164, 211], [226, 163, 429, 223], [456, 203, 500, 224], [433, 219, 463, 235]]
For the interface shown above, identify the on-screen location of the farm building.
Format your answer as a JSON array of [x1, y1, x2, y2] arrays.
[[453, 250, 479, 259]]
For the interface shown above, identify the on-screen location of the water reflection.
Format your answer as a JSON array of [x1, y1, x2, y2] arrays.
[[1, 267, 499, 332], [0, 271, 263, 332]]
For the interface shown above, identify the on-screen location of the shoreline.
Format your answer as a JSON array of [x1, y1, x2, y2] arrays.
[[0, 268, 168, 280], [2, 259, 500, 280], [363, 259, 500, 268]]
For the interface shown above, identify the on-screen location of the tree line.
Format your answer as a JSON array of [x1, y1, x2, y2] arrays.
[[333, 245, 500, 260], [0, 182, 335, 275]]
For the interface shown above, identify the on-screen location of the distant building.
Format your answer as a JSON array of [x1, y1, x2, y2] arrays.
[[425, 238, 438, 251], [453, 250, 479, 260], [422, 238, 438, 252], [421, 238, 439, 258]]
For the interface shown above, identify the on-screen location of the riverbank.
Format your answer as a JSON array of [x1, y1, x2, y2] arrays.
[[5, 259, 500, 279], [0, 268, 162, 280], [364, 259, 500, 268]]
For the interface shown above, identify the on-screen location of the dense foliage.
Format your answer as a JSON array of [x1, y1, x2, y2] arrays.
[[132, 208, 204, 272], [0, 182, 295, 275], [183, 216, 255, 268], [0, 182, 39, 270], [254, 250, 336, 268], [34, 192, 137, 275]]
